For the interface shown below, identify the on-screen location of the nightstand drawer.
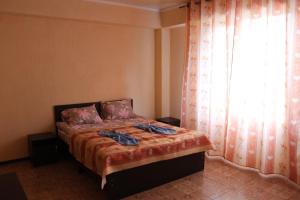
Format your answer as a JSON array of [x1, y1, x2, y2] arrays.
[[28, 132, 58, 166], [31, 144, 57, 157]]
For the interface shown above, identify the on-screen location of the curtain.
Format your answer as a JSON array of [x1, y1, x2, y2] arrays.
[[181, 0, 300, 185]]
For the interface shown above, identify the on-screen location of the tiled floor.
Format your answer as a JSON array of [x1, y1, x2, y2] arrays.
[[125, 160, 300, 200], [0, 158, 299, 200]]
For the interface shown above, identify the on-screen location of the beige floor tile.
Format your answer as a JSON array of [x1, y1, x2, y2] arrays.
[[288, 190, 300, 200], [0, 158, 299, 200]]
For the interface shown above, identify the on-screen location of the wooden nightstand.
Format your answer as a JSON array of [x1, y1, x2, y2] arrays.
[[156, 117, 181, 127], [28, 132, 58, 166]]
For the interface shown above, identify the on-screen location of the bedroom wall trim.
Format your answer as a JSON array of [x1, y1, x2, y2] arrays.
[[0, 157, 29, 165], [84, 0, 160, 12], [0, 0, 160, 28]]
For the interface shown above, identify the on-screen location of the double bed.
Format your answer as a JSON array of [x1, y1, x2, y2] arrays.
[[54, 99, 213, 199]]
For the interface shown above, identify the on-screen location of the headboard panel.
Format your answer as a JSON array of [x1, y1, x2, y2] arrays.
[[54, 102, 101, 123]]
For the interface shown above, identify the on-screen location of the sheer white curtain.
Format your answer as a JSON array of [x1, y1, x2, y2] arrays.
[[181, 0, 300, 185]]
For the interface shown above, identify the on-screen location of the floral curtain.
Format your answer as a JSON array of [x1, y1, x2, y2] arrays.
[[181, 0, 300, 185]]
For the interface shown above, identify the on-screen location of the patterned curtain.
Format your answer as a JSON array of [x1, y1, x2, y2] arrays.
[[181, 0, 300, 185]]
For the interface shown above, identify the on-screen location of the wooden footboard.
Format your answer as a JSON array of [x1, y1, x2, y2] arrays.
[[58, 138, 205, 199], [104, 151, 205, 199]]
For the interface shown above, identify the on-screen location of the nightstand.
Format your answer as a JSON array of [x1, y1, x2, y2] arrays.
[[28, 132, 58, 166], [156, 117, 181, 127]]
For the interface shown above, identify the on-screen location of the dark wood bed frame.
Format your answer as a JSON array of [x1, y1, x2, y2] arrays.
[[54, 100, 205, 200]]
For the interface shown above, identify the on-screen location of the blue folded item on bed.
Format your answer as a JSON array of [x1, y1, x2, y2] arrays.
[[98, 130, 139, 146], [134, 124, 176, 134]]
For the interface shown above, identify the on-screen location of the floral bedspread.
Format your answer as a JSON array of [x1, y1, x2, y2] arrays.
[[57, 118, 213, 188]]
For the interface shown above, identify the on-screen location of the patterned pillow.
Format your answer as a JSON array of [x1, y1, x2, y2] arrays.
[[101, 99, 136, 120], [61, 104, 103, 125]]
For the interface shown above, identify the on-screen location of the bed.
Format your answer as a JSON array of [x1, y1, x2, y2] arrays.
[[54, 100, 213, 199]]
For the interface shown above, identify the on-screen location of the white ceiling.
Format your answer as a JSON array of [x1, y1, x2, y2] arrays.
[[87, 0, 188, 11]]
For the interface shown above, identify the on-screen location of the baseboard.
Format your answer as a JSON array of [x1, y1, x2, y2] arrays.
[[0, 157, 29, 165]]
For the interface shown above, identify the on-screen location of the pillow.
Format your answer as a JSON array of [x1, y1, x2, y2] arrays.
[[101, 99, 136, 120], [61, 104, 103, 125]]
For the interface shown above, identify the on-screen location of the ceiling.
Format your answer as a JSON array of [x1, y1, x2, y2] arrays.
[[88, 0, 188, 11]]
